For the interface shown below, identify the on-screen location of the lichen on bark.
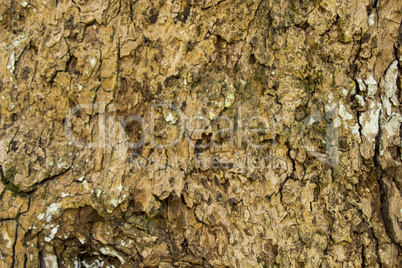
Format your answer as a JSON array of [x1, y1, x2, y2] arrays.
[[0, 0, 402, 267]]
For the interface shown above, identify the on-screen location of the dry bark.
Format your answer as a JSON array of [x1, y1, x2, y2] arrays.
[[0, 0, 402, 267]]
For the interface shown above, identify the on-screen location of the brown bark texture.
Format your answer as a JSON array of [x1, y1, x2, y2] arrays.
[[0, 0, 402, 267]]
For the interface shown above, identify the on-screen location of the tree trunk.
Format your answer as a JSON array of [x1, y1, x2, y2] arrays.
[[0, 0, 401, 267]]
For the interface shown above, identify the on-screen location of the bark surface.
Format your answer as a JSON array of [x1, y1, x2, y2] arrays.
[[0, 0, 401, 267]]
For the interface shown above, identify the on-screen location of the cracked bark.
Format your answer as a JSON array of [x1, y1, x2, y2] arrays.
[[0, 0, 402, 267]]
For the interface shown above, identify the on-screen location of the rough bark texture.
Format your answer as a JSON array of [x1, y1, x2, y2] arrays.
[[0, 0, 402, 267]]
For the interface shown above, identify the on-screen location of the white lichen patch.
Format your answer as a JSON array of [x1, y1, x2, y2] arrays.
[[209, 111, 217, 120], [355, 95, 365, 107], [348, 124, 360, 137], [43, 254, 58, 268], [100, 247, 126, 264], [365, 74, 377, 97], [90, 58, 97, 68], [165, 112, 176, 124], [382, 114, 402, 138], [337, 102, 360, 138], [306, 116, 316, 126], [96, 188, 102, 198], [382, 98, 392, 118], [108, 193, 127, 212], [7, 51, 16, 74], [61, 192, 75, 197], [117, 184, 123, 192], [3, 232, 12, 249], [83, 180, 89, 190], [44, 225, 59, 242], [120, 239, 133, 247], [82, 259, 104, 267], [381, 60, 399, 116], [57, 161, 67, 169], [45, 202, 62, 222], [338, 103, 353, 121], [357, 78, 366, 92], [333, 117, 341, 128], [359, 102, 381, 141], [368, 13, 375, 26], [225, 93, 235, 108], [109, 198, 119, 208], [13, 34, 27, 47]]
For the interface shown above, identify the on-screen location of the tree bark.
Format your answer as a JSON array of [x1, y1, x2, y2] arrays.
[[0, 0, 401, 267]]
